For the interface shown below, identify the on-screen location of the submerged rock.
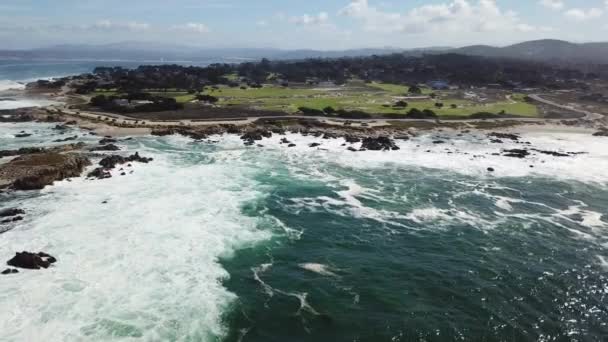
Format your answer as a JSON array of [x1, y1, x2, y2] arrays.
[[502, 149, 530, 158], [0, 153, 91, 190], [91, 144, 120, 152], [0, 208, 25, 217], [488, 132, 519, 141], [52, 135, 78, 143], [1, 268, 19, 275], [99, 138, 117, 144], [14, 133, 32, 138], [6, 251, 57, 270], [1, 216, 23, 224]]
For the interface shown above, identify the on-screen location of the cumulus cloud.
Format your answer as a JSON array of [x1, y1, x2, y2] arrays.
[[539, 0, 564, 11], [340, 0, 543, 34], [290, 12, 330, 26], [564, 8, 603, 21], [170, 22, 210, 33]]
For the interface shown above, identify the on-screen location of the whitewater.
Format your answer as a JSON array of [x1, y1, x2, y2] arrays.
[[2, 118, 608, 341]]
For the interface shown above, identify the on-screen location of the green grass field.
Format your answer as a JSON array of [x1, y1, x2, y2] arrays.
[[90, 83, 539, 118]]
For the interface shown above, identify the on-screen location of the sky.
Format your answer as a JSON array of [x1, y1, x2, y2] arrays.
[[0, 0, 607, 50]]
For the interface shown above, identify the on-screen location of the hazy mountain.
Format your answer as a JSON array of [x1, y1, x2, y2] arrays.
[[1, 40, 607, 64], [0, 43, 413, 63], [452, 39, 608, 64]]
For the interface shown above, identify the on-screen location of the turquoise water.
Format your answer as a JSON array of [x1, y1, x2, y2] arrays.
[[1, 122, 608, 341]]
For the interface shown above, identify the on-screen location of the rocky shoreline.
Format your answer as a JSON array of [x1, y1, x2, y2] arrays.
[[1, 105, 606, 276]]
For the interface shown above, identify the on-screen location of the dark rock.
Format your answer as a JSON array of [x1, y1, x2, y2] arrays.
[[6, 251, 57, 270], [592, 131, 608, 137], [532, 149, 571, 157], [240, 129, 272, 144], [344, 135, 361, 143], [52, 135, 78, 143], [87, 167, 111, 180], [433, 140, 445, 144], [490, 139, 503, 144], [1, 216, 23, 224], [90, 152, 152, 179], [309, 143, 321, 148], [323, 133, 338, 139], [347, 147, 358, 152], [288, 144, 296, 148], [53, 124, 69, 130], [14, 133, 32, 138], [487, 167, 495, 172], [488, 132, 519, 141], [91, 144, 120, 152], [1, 268, 19, 275], [0, 208, 25, 217], [99, 138, 117, 144], [280, 137, 291, 144], [502, 149, 530, 158], [360, 137, 399, 151], [0, 147, 45, 158]]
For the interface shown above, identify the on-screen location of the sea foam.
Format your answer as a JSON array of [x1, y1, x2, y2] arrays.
[[0, 135, 272, 341]]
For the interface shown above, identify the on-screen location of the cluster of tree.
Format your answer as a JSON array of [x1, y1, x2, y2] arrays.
[[90, 93, 182, 113], [297, 106, 372, 119], [64, 53, 600, 96]]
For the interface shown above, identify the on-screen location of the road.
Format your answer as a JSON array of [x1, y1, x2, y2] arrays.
[[527, 94, 603, 121]]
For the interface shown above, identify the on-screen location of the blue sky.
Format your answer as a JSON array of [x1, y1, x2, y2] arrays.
[[1, 0, 607, 49]]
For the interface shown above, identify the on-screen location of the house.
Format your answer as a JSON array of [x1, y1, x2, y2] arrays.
[[112, 99, 129, 107], [428, 80, 450, 90]]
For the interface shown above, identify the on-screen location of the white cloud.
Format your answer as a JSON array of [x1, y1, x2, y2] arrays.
[[290, 12, 330, 26], [170, 22, 210, 34], [340, 0, 543, 34], [91, 20, 150, 32], [564, 8, 603, 21], [256, 20, 268, 27], [539, 0, 564, 11]]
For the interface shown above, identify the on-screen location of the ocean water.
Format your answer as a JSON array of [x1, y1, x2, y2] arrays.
[[1, 121, 608, 341]]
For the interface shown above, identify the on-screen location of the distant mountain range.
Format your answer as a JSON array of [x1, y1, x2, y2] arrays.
[[452, 40, 608, 64], [0, 40, 607, 64]]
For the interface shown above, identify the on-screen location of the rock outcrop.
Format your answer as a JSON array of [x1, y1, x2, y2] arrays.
[[360, 137, 400, 151], [88, 152, 153, 180], [0, 143, 86, 158], [6, 252, 57, 270], [0, 153, 91, 190]]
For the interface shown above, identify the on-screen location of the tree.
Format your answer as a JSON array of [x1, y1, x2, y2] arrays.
[[394, 100, 408, 108], [323, 106, 336, 115], [408, 85, 422, 95], [435, 102, 444, 108], [196, 94, 219, 104]]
